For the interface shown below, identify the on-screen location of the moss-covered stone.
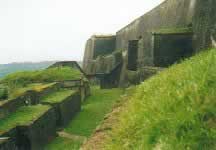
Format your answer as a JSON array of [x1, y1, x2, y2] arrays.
[[0, 105, 50, 134]]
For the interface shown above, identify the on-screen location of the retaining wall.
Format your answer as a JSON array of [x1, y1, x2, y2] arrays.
[[42, 91, 81, 127], [0, 83, 60, 119], [16, 108, 56, 150], [0, 138, 17, 150]]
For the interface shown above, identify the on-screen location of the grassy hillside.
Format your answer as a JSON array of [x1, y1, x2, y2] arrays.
[[1, 67, 81, 88], [104, 49, 216, 150], [0, 61, 55, 78]]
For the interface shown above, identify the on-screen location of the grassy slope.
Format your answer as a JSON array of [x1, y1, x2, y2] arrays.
[[1, 67, 81, 87], [41, 89, 75, 104], [104, 49, 216, 150], [0, 105, 50, 134], [64, 87, 123, 136], [0, 66, 81, 100], [0, 61, 55, 78], [45, 87, 123, 150], [45, 137, 82, 150]]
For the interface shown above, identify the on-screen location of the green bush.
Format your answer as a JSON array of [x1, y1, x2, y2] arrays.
[[105, 49, 216, 150]]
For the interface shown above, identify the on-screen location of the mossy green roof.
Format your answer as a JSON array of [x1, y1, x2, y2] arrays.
[[41, 89, 75, 104], [0, 83, 55, 106], [0, 105, 50, 134]]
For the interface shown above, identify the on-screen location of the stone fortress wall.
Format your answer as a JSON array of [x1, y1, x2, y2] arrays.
[[82, 0, 216, 88]]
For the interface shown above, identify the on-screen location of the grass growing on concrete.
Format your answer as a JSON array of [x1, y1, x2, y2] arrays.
[[45, 87, 123, 150], [104, 49, 216, 150], [8, 83, 55, 99], [45, 137, 82, 150], [0, 105, 50, 134], [41, 89, 75, 104]]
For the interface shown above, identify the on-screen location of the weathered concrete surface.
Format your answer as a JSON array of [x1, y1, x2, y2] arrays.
[[82, 0, 215, 87], [153, 32, 194, 67], [16, 108, 56, 150], [84, 51, 123, 88], [192, 0, 216, 51], [41, 91, 81, 127], [0, 138, 17, 150], [83, 35, 116, 71], [84, 51, 122, 76], [116, 0, 196, 67], [0, 83, 60, 119]]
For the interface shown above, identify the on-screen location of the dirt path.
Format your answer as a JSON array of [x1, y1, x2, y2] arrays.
[[57, 131, 87, 142]]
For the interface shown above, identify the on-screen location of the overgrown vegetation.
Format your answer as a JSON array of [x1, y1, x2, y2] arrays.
[[42, 89, 75, 104], [0, 61, 55, 78], [0, 67, 81, 88], [0, 83, 55, 101], [64, 87, 123, 137], [104, 49, 216, 150], [45, 87, 123, 150], [45, 137, 82, 150], [0, 67, 81, 99], [0, 105, 50, 133]]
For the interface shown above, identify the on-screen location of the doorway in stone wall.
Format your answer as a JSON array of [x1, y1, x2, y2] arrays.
[[127, 40, 138, 71]]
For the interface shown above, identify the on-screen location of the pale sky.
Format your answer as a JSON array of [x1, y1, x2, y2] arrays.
[[0, 0, 164, 64]]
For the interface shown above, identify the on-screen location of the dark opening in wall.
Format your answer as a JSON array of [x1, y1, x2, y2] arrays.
[[153, 32, 194, 67], [93, 36, 116, 59], [127, 40, 138, 71]]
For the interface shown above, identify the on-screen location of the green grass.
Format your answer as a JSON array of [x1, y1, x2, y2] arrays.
[[152, 27, 193, 34], [41, 89, 75, 104], [0, 67, 82, 88], [64, 87, 123, 136], [45, 137, 82, 150], [45, 86, 123, 150], [104, 49, 216, 150], [0, 66, 81, 100], [0, 105, 50, 134]]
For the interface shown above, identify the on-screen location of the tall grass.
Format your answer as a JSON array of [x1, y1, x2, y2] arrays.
[[105, 49, 216, 150]]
